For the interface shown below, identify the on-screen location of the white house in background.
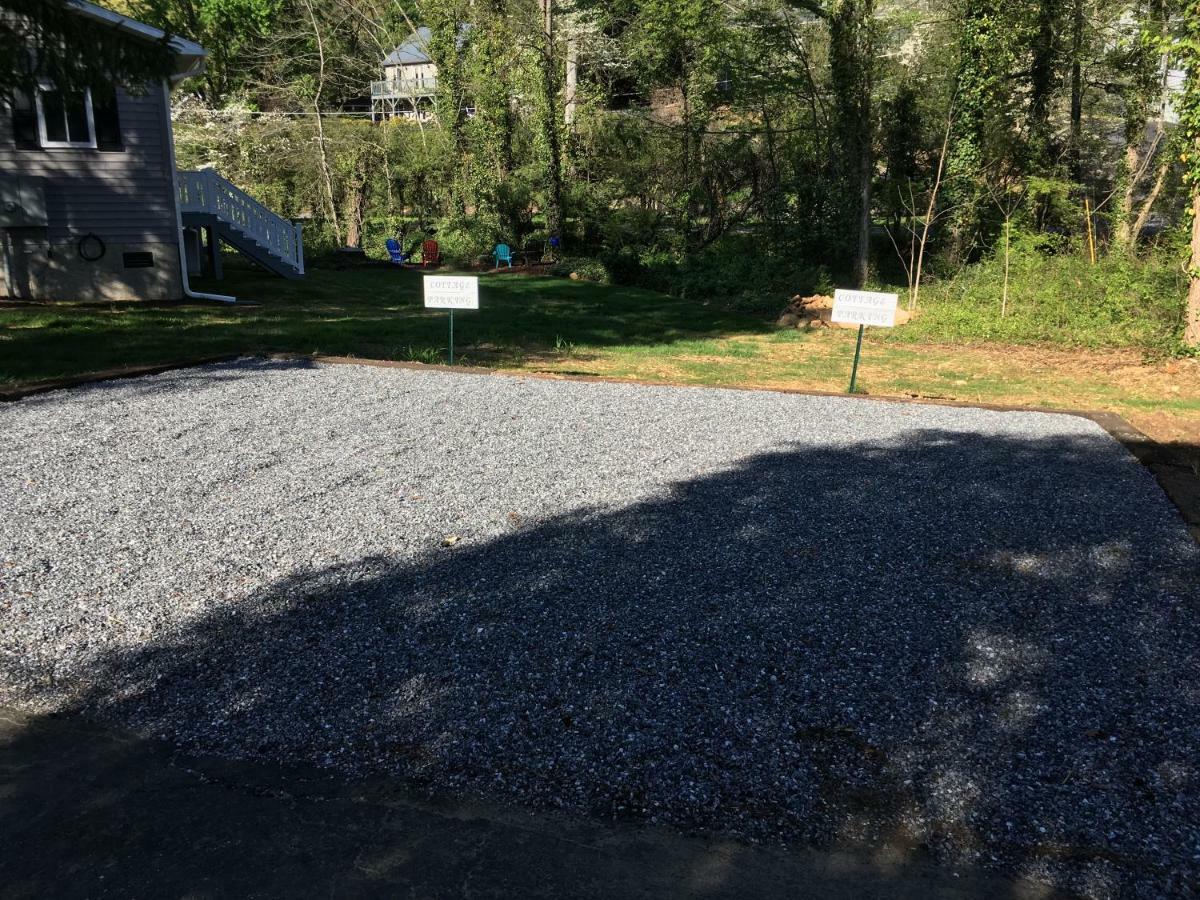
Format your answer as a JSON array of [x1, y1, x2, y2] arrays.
[[371, 25, 477, 123], [0, 0, 301, 305], [372, 27, 440, 122]]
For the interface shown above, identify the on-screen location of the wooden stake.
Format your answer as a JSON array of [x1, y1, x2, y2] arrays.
[[1084, 197, 1097, 265], [1001, 219, 1011, 318]]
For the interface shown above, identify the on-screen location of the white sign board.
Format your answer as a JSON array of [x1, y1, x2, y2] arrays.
[[832, 289, 899, 328], [424, 275, 479, 310]]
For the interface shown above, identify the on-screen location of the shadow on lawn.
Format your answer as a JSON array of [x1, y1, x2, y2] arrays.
[[192, 260, 772, 350], [1, 263, 772, 385], [0, 271, 768, 388], [3, 427, 1199, 897]]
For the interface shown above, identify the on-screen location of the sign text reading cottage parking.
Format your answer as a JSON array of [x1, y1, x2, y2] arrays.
[[423, 275, 479, 310], [832, 289, 899, 328], [832, 288, 900, 394]]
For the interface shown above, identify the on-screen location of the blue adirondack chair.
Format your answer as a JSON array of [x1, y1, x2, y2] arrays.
[[385, 238, 405, 265], [493, 243, 513, 269]]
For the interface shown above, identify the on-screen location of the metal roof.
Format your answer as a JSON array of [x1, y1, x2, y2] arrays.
[[384, 27, 433, 66], [383, 25, 470, 67]]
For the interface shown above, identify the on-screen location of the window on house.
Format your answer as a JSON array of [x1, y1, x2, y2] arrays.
[[10, 90, 39, 149], [91, 88, 123, 151], [36, 88, 95, 148], [9, 86, 123, 151]]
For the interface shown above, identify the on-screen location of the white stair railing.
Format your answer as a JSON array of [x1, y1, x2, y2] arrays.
[[178, 169, 304, 275]]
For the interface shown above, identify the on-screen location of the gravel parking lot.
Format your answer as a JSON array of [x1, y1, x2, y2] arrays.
[[2, 359, 1198, 898]]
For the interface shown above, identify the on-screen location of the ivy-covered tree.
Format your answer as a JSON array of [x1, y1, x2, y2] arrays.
[[943, 0, 1027, 261], [827, 0, 876, 286], [1178, 0, 1200, 345]]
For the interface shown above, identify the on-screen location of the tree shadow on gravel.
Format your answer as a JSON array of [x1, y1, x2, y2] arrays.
[[5, 428, 1200, 898]]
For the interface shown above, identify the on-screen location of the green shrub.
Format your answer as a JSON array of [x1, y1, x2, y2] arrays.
[[548, 256, 611, 283], [299, 222, 340, 258], [898, 240, 1188, 352], [625, 235, 833, 314], [599, 247, 643, 285], [359, 216, 424, 260], [433, 216, 503, 266]]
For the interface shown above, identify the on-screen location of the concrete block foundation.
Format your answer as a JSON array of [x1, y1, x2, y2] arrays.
[[0, 231, 183, 302]]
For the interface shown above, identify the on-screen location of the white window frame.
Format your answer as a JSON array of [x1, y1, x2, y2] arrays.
[[34, 87, 97, 150]]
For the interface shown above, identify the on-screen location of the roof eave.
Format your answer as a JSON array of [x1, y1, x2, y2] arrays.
[[65, 0, 208, 82]]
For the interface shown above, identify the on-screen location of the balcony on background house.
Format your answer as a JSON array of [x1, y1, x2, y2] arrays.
[[370, 76, 439, 100]]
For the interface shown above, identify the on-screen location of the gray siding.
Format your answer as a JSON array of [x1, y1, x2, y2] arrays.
[[0, 87, 178, 244]]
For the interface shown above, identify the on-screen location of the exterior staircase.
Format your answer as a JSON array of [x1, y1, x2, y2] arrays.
[[177, 170, 304, 279]]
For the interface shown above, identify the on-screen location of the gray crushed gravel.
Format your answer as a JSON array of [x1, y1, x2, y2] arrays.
[[1, 358, 1198, 898]]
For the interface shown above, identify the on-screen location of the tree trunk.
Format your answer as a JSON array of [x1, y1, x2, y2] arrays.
[[1029, 0, 1058, 163], [681, 77, 694, 244], [426, 12, 470, 217], [854, 122, 872, 288], [500, 100, 516, 177], [1001, 219, 1011, 317], [344, 174, 366, 249], [761, 101, 782, 240], [828, 0, 875, 287], [302, 0, 341, 246], [1187, 188, 1200, 347], [538, 0, 564, 244], [312, 104, 340, 245], [1175, 0, 1198, 346], [1069, 0, 1084, 182], [911, 96, 953, 311], [564, 39, 578, 127], [856, 0, 875, 288], [1114, 143, 1140, 249], [1131, 151, 1171, 242]]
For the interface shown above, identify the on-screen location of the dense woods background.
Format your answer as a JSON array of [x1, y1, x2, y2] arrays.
[[92, 1, 1200, 349]]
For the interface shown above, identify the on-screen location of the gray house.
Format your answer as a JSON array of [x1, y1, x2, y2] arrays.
[[0, 0, 302, 304]]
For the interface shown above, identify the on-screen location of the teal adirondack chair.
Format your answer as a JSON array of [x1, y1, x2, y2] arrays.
[[493, 243, 513, 268]]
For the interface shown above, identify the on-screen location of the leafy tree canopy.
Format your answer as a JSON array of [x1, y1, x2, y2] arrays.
[[0, 0, 176, 99]]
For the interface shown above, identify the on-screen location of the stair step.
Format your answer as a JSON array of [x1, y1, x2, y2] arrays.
[[212, 222, 300, 275], [183, 172, 303, 279]]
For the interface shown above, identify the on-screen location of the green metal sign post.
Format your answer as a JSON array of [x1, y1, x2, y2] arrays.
[[848, 323, 865, 394], [423, 275, 479, 366], [831, 289, 900, 395]]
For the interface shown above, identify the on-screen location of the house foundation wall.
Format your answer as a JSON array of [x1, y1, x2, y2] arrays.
[[0, 232, 183, 302]]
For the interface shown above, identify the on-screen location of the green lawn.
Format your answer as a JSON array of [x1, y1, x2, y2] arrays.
[[3, 256, 1199, 450], [0, 259, 761, 385]]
